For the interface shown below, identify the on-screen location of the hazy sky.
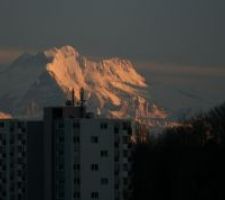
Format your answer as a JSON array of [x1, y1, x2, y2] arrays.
[[0, 0, 225, 66]]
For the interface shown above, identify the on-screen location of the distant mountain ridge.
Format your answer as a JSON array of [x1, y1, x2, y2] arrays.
[[0, 45, 166, 120]]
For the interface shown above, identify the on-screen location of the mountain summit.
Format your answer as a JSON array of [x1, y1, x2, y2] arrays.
[[0, 45, 166, 120]]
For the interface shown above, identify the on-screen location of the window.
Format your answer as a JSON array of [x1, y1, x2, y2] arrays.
[[123, 136, 129, 144], [58, 122, 64, 129], [114, 156, 119, 162], [115, 184, 119, 189], [91, 192, 99, 199], [0, 122, 4, 128], [17, 182, 22, 188], [101, 178, 108, 185], [21, 128, 26, 133], [17, 122, 24, 129], [100, 123, 108, 129], [73, 137, 80, 143], [59, 136, 64, 142], [10, 124, 14, 132], [114, 142, 119, 147], [74, 178, 80, 184], [17, 146, 23, 152], [22, 140, 26, 145], [123, 150, 128, 157], [123, 178, 128, 185], [17, 134, 23, 140], [114, 127, 119, 134], [73, 122, 80, 129], [91, 164, 99, 171], [91, 136, 98, 143], [59, 164, 64, 170], [123, 163, 128, 171], [74, 192, 80, 198], [100, 150, 108, 157], [122, 122, 130, 130], [10, 138, 14, 145], [73, 164, 80, 170]]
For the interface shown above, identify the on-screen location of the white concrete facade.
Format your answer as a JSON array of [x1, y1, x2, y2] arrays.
[[54, 118, 133, 200]]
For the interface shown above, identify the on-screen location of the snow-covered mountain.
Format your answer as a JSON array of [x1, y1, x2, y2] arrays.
[[0, 45, 166, 120], [136, 63, 225, 121], [0, 112, 11, 119]]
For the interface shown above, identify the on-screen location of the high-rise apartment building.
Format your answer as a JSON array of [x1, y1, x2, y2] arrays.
[[0, 120, 43, 200], [44, 91, 133, 200], [0, 89, 133, 200]]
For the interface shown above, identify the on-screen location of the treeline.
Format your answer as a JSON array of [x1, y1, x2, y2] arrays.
[[133, 103, 225, 200]]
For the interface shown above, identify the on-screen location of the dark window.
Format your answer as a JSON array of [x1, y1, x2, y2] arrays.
[[10, 123, 14, 132], [59, 136, 64, 142], [58, 149, 64, 155], [74, 192, 80, 198], [100, 150, 108, 157], [2, 140, 6, 146], [22, 140, 26, 145], [128, 143, 132, 149], [17, 146, 23, 152], [17, 182, 22, 187], [91, 164, 99, 171], [115, 184, 119, 189], [58, 122, 64, 129], [123, 191, 129, 199], [17, 122, 23, 129], [59, 164, 64, 170], [10, 186, 14, 192], [10, 162, 14, 168], [74, 178, 80, 184], [73, 137, 80, 143], [73, 122, 80, 129], [10, 174, 14, 180], [123, 150, 128, 157], [91, 136, 98, 143], [0, 122, 4, 128], [10, 138, 14, 145], [122, 122, 130, 130], [73, 164, 80, 170], [100, 123, 108, 129], [101, 178, 108, 185], [17, 134, 23, 140], [123, 163, 128, 171], [123, 136, 129, 144], [114, 127, 119, 134], [114, 142, 119, 147], [91, 192, 99, 199], [123, 178, 128, 185], [21, 128, 26, 133], [17, 170, 23, 176], [114, 156, 119, 162]]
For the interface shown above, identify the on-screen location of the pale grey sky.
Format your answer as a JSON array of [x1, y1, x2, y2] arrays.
[[0, 0, 225, 66]]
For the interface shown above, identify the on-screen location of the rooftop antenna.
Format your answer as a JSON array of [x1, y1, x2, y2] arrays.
[[71, 88, 75, 106], [80, 87, 86, 107], [65, 88, 76, 106], [79, 87, 86, 117]]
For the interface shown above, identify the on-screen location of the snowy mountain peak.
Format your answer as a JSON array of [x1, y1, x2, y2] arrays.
[[0, 45, 166, 121], [44, 45, 79, 60]]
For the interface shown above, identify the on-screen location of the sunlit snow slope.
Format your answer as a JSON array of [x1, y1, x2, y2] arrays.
[[0, 45, 166, 120]]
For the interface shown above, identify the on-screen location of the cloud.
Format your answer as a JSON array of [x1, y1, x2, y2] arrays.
[[0, 48, 36, 64]]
